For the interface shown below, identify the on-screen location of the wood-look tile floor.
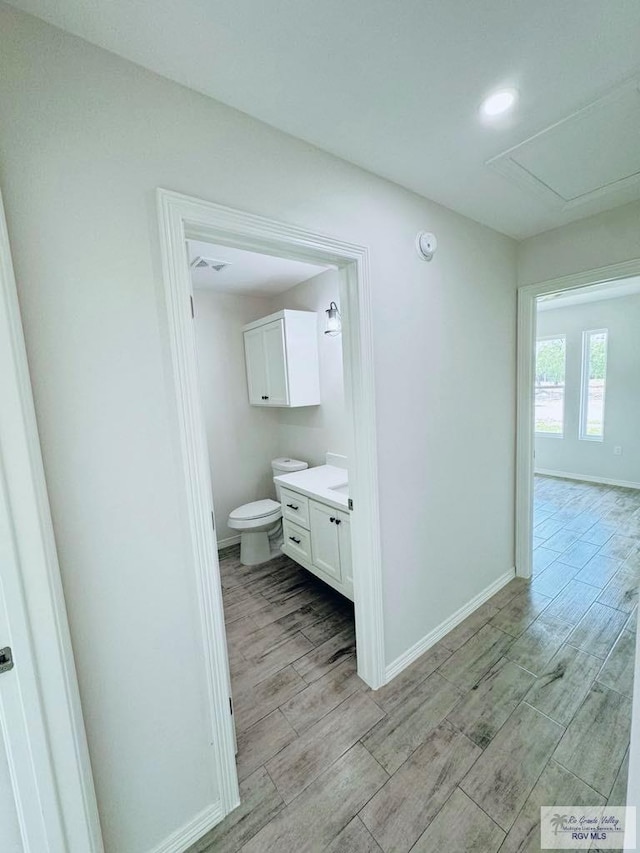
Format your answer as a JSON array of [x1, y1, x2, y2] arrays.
[[191, 477, 638, 853]]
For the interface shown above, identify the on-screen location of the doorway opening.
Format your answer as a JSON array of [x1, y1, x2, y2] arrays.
[[156, 189, 385, 821], [189, 236, 360, 738], [516, 267, 640, 820]]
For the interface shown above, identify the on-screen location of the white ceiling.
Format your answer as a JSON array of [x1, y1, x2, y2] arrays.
[[187, 240, 327, 295], [538, 276, 640, 311], [9, 0, 640, 239]]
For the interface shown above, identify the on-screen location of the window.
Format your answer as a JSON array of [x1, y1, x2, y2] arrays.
[[535, 336, 566, 436], [580, 329, 608, 440]]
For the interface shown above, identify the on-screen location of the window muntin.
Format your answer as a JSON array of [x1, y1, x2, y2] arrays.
[[535, 336, 566, 436]]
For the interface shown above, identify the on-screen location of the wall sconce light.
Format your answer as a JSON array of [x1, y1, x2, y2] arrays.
[[324, 301, 341, 336]]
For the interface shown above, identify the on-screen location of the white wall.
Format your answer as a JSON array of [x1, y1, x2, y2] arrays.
[[193, 271, 346, 542], [536, 294, 640, 486], [519, 199, 640, 286], [193, 291, 280, 543], [0, 6, 517, 852], [271, 269, 347, 467]]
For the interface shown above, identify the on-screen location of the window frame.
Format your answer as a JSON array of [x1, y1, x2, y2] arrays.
[[534, 333, 567, 438], [579, 328, 608, 442]]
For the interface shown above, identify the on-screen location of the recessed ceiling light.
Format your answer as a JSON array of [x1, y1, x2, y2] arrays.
[[481, 89, 517, 118]]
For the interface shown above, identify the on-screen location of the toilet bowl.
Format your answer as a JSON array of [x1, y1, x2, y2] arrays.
[[228, 499, 282, 566], [228, 458, 308, 566]]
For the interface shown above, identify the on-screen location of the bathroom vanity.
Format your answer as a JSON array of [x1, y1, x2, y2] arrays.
[[274, 464, 353, 601]]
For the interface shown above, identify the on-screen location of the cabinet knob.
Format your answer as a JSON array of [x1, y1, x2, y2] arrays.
[[335, 519, 342, 525], [329, 516, 335, 523], [261, 395, 270, 400], [286, 503, 299, 511], [289, 536, 301, 545]]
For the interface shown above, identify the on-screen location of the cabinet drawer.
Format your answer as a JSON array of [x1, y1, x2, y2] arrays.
[[280, 488, 310, 529], [283, 519, 311, 563]]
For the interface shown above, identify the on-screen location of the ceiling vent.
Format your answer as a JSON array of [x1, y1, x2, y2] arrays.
[[190, 256, 231, 272]]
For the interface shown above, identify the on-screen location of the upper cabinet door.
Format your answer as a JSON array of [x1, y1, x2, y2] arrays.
[[262, 319, 289, 405], [243, 326, 268, 404]]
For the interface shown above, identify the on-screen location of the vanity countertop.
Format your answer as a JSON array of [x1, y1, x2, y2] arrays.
[[274, 464, 349, 511]]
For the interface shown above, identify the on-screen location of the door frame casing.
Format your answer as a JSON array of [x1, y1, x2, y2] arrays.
[[516, 256, 640, 579], [0, 191, 104, 851], [156, 190, 386, 810]]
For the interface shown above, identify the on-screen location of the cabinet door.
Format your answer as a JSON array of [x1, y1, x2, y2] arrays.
[[338, 511, 352, 590], [262, 320, 289, 405], [243, 326, 268, 404], [309, 501, 341, 581]]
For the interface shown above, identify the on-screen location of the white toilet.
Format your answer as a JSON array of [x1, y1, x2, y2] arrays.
[[228, 457, 308, 566]]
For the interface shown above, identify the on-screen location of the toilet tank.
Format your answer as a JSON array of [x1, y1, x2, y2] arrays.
[[272, 457, 308, 501]]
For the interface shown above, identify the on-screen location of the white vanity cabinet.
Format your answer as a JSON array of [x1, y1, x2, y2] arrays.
[[281, 491, 353, 600], [242, 310, 320, 407], [308, 502, 346, 582]]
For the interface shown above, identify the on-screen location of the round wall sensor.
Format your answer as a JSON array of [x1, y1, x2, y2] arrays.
[[416, 231, 437, 261]]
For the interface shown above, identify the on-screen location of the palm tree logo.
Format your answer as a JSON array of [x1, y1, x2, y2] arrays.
[[550, 814, 569, 835]]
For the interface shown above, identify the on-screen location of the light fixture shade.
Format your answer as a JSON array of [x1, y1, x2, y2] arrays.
[[324, 301, 341, 336]]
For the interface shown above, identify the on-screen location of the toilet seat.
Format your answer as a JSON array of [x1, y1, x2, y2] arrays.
[[228, 499, 281, 530]]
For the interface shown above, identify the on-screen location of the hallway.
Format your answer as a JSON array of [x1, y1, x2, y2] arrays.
[[192, 476, 637, 852]]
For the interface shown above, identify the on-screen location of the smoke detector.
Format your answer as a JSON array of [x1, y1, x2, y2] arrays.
[[190, 256, 231, 273], [415, 231, 438, 261]]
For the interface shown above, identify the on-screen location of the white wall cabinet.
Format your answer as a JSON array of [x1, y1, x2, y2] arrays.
[[242, 310, 320, 407], [281, 489, 352, 600]]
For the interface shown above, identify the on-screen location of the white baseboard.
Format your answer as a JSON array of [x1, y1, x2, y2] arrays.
[[384, 568, 516, 683], [147, 801, 226, 853], [535, 468, 640, 491], [217, 534, 241, 550]]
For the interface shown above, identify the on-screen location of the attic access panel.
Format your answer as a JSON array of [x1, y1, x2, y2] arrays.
[[488, 77, 640, 209]]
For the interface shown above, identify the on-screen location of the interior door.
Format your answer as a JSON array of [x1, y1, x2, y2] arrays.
[[262, 319, 289, 405], [0, 714, 23, 852], [243, 326, 268, 404], [0, 188, 102, 851], [309, 501, 342, 581]]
